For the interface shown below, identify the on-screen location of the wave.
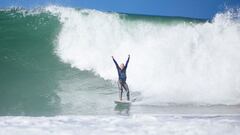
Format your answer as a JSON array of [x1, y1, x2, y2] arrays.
[[46, 6, 240, 105], [0, 6, 240, 116]]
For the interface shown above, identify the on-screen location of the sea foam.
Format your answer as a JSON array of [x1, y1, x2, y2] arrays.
[[46, 6, 240, 105], [0, 115, 240, 135]]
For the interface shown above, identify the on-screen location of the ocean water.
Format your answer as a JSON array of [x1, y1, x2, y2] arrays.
[[0, 6, 240, 135]]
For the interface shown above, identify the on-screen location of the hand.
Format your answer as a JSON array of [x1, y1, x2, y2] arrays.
[[128, 54, 130, 58], [111, 56, 114, 59]]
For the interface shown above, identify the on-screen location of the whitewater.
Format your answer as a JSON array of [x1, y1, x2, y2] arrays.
[[47, 6, 240, 105], [0, 5, 240, 135], [1, 115, 240, 135]]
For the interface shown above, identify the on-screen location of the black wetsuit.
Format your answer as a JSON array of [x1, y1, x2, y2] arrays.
[[112, 57, 130, 100]]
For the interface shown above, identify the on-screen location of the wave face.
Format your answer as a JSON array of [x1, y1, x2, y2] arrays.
[[47, 6, 240, 105], [0, 8, 63, 115]]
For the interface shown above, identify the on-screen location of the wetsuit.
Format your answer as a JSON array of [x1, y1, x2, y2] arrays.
[[112, 56, 130, 100]]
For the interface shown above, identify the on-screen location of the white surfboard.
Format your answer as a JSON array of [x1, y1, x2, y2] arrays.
[[114, 100, 131, 105]]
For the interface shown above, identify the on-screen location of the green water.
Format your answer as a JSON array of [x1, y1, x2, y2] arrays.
[[0, 10, 118, 116], [0, 10, 63, 115]]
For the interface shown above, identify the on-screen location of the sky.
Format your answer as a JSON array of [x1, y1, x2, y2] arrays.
[[0, 0, 239, 19]]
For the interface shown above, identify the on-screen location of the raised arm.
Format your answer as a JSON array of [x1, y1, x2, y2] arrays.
[[124, 55, 130, 69], [112, 56, 120, 69]]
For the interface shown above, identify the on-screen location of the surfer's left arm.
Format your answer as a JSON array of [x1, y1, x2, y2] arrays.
[[125, 54, 130, 68]]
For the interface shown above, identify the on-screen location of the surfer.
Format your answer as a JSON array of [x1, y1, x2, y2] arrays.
[[112, 55, 130, 101]]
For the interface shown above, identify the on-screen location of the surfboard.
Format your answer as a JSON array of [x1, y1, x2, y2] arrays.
[[114, 100, 131, 105]]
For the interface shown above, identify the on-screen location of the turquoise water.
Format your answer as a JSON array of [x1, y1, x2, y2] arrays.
[[0, 10, 61, 115], [0, 9, 115, 116]]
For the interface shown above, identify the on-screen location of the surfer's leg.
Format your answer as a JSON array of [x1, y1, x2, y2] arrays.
[[118, 81, 123, 100], [122, 82, 130, 101]]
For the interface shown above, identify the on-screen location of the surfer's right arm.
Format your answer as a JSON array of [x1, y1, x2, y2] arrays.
[[112, 56, 120, 69]]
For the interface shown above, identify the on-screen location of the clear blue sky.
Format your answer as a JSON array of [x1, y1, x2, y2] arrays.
[[0, 0, 239, 19]]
